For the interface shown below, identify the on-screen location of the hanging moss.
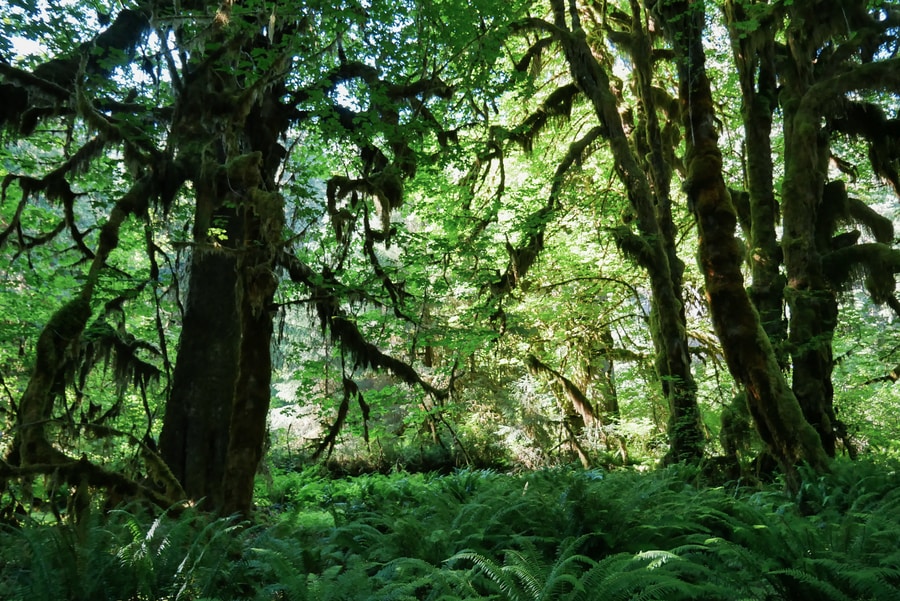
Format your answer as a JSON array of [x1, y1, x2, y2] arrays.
[[34, 297, 92, 373], [247, 189, 284, 244], [611, 226, 654, 268], [824, 243, 900, 302]]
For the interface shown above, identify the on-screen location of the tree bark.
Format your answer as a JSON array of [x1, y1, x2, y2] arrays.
[[221, 190, 284, 517], [778, 4, 900, 459], [158, 6, 288, 512], [158, 247, 240, 509], [653, 0, 830, 486], [724, 1, 787, 366]]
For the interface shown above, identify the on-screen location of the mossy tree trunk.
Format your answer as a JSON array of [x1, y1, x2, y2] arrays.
[[536, 0, 704, 463], [157, 247, 240, 509], [778, 30, 838, 457], [723, 1, 787, 366], [221, 188, 284, 516], [652, 0, 830, 485], [778, 3, 900, 458], [157, 4, 286, 515]]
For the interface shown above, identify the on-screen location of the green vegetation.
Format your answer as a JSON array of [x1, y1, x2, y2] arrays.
[[3, 461, 900, 600], [2, 0, 900, 597]]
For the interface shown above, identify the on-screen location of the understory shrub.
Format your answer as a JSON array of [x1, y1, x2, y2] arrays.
[[1, 458, 899, 600]]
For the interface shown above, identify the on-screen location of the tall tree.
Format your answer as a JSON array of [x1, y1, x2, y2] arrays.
[[502, 0, 707, 463], [723, 0, 786, 366], [650, 0, 830, 485], [777, 0, 900, 457], [1, 0, 526, 514]]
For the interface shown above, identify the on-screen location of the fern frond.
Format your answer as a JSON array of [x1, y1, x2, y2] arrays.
[[251, 545, 313, 601], [451, 550, 523, 601], [769, 567, 854, 601]]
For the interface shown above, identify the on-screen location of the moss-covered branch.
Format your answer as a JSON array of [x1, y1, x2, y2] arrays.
[[279, 251, 447, 400], [13, 175, 155, 466], [526, 354, 598, 427], [0, 7, 152, 133]]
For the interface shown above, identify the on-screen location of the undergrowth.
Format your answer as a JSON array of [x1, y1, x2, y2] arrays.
[[1, 458, 899, 600]]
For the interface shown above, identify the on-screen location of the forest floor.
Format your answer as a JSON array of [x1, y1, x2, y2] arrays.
[[2, 458, 899, 600]]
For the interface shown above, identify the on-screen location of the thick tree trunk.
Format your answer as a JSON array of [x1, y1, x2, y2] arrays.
[[158, 247, 240, 508], [655, 0, 830, 486], [220, 281, 273, 515], [154, 1, 290, 512], [780, 116, 839, 457], [221, 190, 284, 517], [627, 7, 701, 464]]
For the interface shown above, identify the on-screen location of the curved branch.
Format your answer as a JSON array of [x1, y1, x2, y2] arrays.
[[526, 354, 598, 427], [279, 251, 447, 400], [802, 58, 900, 115], [489, 126, 605, 298], [513, 84, 580, 152], [0, 7, 152, 132], [514, 36, 556, 72], [14, 174, 155, 468]]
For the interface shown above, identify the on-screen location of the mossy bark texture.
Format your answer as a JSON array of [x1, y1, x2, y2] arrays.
[[655, 0, 830, 484], [724, 1, 787, 367], [157, 8, 287, 515]]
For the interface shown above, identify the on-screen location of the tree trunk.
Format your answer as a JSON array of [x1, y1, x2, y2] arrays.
[[158, 247, 240, 508], [221, 190, 284, 517], [724, 1, 787, 366], [779, 19, 838, 457], [653, 0, 830, 486], [543, 0, 704, 462], [159, 5, 288, 512]]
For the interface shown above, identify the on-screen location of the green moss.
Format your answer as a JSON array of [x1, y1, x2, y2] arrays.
[[46, 297, 92, 340], [224, 151, 263, 188]]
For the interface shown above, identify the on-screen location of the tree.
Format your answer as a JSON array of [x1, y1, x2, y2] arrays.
[[3, 0, 900, 517], [652, 0, 830, 486], [498, 0, 707, 463], [1, 0, 527, 515], [776, 0, 900, 457]]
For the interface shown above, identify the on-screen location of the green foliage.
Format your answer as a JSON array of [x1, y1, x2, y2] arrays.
[[5, 461, 900, 600], [4, 0, 900, 555], [0, 506, 247, 601]]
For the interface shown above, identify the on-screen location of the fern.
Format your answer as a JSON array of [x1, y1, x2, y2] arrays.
[[451, 535, 603, 601], [451, 549, 526, 601], [372, 556, 476, 600], [522, 547, 704, 601], [769, 566, 855, 601], [250, 543, 317, 601], [4, 458, 900, 600], [0, 510, 129, 600]]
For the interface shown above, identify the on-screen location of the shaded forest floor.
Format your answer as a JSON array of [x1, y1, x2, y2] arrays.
[[2, 458, 899, 600]]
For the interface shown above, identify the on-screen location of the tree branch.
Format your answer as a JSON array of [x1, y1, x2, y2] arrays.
[[279, 251, 447, 399]]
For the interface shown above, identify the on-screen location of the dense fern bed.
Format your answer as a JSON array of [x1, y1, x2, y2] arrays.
[[2, 459, 899, 600]]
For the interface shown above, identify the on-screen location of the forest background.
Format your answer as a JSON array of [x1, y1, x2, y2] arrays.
[[1, 0, 900, 598]]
